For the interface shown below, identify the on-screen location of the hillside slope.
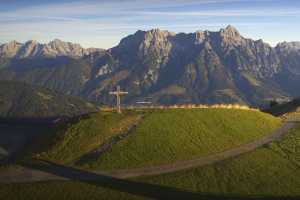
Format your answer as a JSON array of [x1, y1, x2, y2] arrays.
[[77, 109, 281, 170], [140, 124, 300, 197], [0, 81, 98, 119], [38, 111, 143, 164]]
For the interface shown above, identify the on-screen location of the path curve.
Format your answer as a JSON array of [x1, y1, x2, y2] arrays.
[[75, 114, 145, 165], [104, 121, 296, 178], [0, 121, 296, 183]]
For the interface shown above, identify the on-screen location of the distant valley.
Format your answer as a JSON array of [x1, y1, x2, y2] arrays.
[[0, 81, 98, 119]]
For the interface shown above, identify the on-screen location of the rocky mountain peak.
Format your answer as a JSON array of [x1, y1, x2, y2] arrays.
[[0, 40, 22, 58], [224, 25, 239, 34], [17, 40, 41, 58], [194, 31, 209, 44], [0, 39, 102, 59], [146, 28, 175, 37], [6, 40, 21, 47], [48, 39, 80, 49], [276, 41, 300, 52], [23, 40, 39, 50], [51, 38, 63, 43], [115, 28, 175, 60], [25, 40, 38, 45], [219, 25, 242, 45], [140, 29, 175, 46], [289, 42, 300, 49], [1, 40, 22, 50], [48, 39, 64, 47], [138, 29, 175, 58]]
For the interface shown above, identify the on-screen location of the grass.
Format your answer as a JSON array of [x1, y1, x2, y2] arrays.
[[39, 111, 142, 164], [80, 108, 281, 170], [0, 109, 295, 200], [0, 181, 146, 200], [0, 163, 17, 171], [139, 123, 300, 196], [1, 124, 299, 200]]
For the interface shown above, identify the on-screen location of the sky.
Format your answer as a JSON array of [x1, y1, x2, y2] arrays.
[[0, 0, 299, 49]]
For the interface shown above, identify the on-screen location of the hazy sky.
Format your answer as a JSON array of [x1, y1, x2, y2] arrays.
[[0, 0, 299, 48]]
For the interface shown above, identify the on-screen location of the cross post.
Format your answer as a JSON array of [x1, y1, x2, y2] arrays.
[[109, 85, 128, 113]]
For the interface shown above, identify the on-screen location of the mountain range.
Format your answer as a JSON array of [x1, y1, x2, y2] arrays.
[[0, 25, 300, 106], [0, 39, 101, 59]]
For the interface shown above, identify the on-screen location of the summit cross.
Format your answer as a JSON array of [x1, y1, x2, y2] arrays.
[[109, 85, 128, 113]]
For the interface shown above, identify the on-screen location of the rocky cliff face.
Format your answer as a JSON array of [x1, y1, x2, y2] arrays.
[[0, 39, 102, 59], [277, 42, 300, 52], [0, 26, 299, 106], [88, 25, 295, 105], [0, 41, 23, 58]]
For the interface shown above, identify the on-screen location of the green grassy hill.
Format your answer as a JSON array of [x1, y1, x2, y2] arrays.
[[0, 180, 146, 200], [38, 111, 143, 164], [0, 108, 293, 200], [78, 108, 281, 170], [139, 124, 300, 196], [0, 80, 98, 119]]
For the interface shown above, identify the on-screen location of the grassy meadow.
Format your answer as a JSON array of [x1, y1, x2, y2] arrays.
[[1, 123, 299, 200], [38, 111, 142, 164], [2, 108, 299, 200], [79, 108, 281, 170], [0, 181, 147, 200], [139, 123, 300, 196]]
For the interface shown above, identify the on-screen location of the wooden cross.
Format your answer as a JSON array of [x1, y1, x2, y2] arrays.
[[109, 85, 128, 113]]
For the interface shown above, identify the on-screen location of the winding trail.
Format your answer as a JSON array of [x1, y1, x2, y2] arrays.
[[104, 121, 296, 178], [75, 114, 145, 165], [0, 121, 296, 183]]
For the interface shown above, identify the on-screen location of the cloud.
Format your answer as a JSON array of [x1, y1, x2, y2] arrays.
[[0, 0, 282, 21], [138, 9, 300, 17]]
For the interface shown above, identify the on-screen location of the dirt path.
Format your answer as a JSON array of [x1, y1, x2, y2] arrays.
[[104, 121, 296, 178], [75, 114, 144, 165], [0, 122, 296, 183]]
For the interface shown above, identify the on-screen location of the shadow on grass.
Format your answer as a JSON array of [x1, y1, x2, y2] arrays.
[[21, 160, 300, 200]]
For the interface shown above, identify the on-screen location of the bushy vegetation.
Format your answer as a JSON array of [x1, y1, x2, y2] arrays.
[[80, 108, 281, 170], [140, 124, 300, 196], [39, 111, 142, 164], [265, 97, 300, 117]]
